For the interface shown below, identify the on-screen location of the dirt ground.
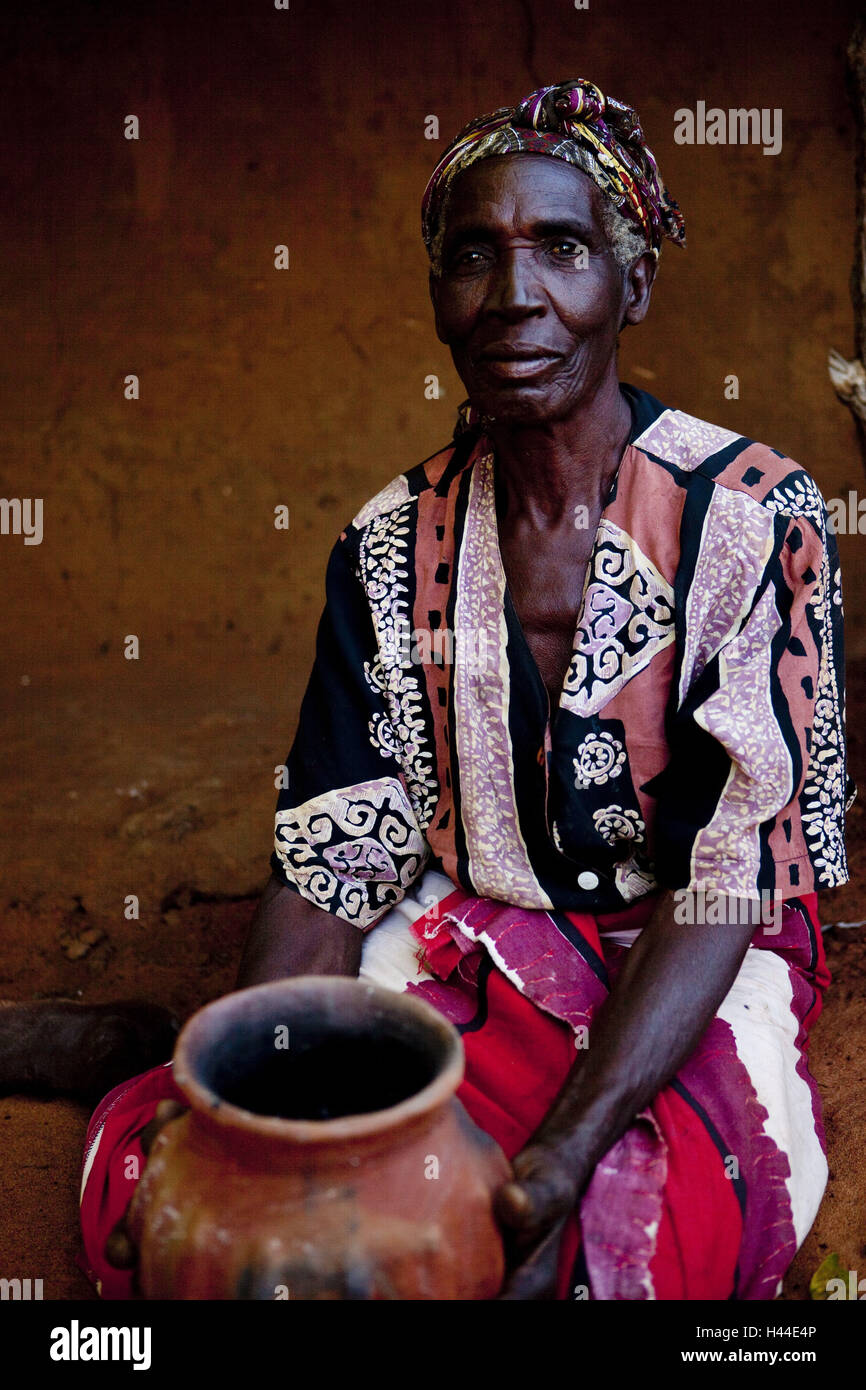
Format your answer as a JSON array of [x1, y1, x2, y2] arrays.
[[0, 650, 863, 1300]]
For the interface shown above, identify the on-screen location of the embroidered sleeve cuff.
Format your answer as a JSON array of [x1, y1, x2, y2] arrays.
[[271, 777, 429, 930]]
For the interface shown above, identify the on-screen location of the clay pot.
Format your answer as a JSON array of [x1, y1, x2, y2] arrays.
[[127, 975, 511, 1299]]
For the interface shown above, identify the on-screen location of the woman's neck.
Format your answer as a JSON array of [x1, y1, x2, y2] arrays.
[[488, 376, 632, 526]]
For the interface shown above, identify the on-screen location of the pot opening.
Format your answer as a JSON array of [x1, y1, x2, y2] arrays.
[[200, 1012, 444, 1122]]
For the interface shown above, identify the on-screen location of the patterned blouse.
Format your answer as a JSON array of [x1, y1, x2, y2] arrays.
[[271, 383, 852, 928]]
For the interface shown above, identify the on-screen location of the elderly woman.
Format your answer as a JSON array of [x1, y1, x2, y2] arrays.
[[58, 80, 852, 1299]]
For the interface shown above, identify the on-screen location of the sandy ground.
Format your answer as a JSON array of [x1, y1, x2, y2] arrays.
[[0, 653, 864, 1301]]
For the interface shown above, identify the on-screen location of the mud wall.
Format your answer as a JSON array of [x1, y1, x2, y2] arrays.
[[2, 0, 864, 662], [1, 0, 864, 920]]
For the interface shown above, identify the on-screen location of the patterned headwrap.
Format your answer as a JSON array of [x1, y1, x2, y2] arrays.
[[422, 79, 685, 265]]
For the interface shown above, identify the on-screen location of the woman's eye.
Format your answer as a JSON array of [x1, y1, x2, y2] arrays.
[[451, 248, 486, 269]]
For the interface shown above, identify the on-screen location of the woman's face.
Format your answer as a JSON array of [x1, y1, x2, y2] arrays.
[[430, 154, 653, 426]]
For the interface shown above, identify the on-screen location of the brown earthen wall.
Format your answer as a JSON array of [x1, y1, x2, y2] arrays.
[[2, 0, 864, 680]]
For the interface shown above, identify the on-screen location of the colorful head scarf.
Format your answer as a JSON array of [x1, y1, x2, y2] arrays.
[[422, 79, 686, 264]]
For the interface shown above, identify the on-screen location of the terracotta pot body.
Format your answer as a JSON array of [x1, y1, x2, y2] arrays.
[[128, 976, 511, 1299]]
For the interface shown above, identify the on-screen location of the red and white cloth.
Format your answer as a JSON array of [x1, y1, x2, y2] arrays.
[[79, 871, 829, 1301]]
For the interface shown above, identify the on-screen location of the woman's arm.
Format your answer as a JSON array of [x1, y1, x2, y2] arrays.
[[235, 873, 362, 988], [496, 888, 757, 1295]]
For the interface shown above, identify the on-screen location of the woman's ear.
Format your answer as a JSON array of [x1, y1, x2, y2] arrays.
[[621, 249, 657, 329]]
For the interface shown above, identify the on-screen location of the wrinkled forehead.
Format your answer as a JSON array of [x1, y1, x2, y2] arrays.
[[437, 154, 607, 244]]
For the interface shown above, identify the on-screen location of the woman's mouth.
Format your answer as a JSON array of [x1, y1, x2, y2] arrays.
[[477, 346, 564, 380]]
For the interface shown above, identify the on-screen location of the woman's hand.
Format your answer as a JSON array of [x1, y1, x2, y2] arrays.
[[492, 891, 760, 1299], [494, 1142, 581, 1300]]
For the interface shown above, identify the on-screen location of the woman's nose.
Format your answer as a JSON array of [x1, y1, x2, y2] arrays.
[[486, 247, 546, 316]]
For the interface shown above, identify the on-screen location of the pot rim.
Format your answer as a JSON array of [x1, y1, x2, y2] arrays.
[[172, 975, 466, 1145]]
